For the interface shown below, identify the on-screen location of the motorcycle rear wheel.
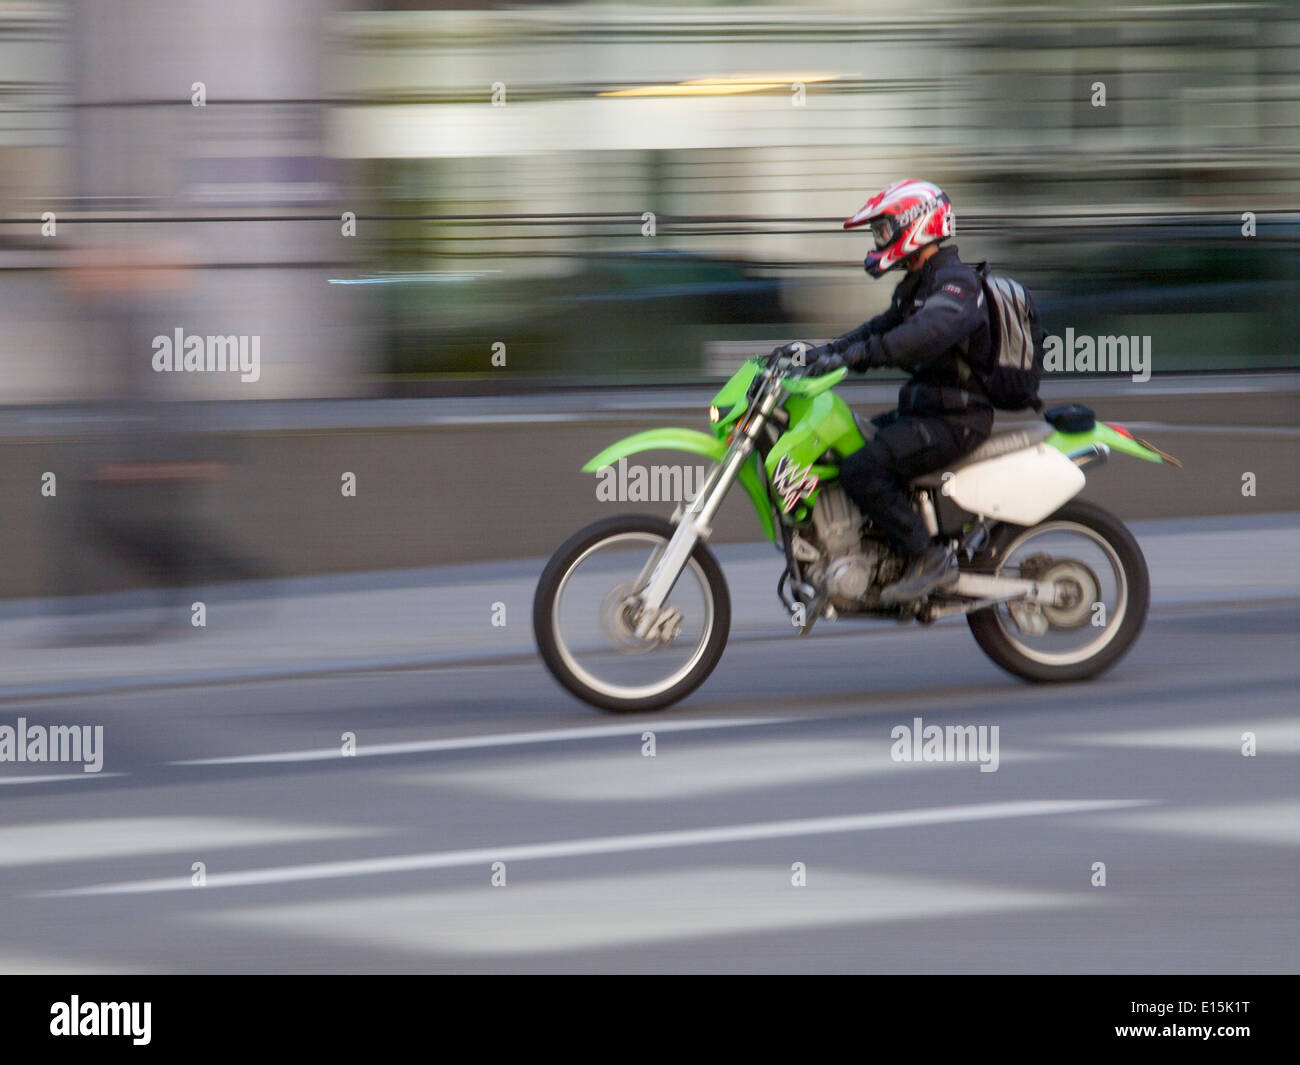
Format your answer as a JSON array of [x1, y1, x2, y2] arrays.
[[967, 500, 1150, 683]]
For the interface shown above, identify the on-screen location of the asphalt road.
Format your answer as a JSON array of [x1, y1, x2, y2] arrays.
[[0, 520, 1296, 973]]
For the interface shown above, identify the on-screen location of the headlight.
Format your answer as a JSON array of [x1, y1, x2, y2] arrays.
[[709, 405, 720, 423]]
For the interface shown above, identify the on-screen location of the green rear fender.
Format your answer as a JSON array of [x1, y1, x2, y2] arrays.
[[582, 428, 777, 542], [1046, 422, 1168, 463]]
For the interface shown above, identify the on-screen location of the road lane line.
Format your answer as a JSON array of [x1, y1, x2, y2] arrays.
[[38, 798, 1154, 897], [206, 868, 1083, 956], [1059, 717, 1300, 753], [0, 772, 127, 786], [168, 716, 796, 765], [1071, 799, 1300, 848], [405, 738, 1058, 802], [2, 817, 378, 868]]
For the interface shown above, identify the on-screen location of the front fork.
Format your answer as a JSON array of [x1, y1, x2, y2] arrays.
[[632, 386, 780, 637]]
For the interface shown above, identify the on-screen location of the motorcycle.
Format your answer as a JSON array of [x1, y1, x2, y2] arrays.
[[533, 350, 1178, 713]]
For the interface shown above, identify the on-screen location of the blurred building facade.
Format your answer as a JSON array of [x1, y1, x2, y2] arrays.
[[0, 0, 358, 402], [0, 1, 1297, 399]]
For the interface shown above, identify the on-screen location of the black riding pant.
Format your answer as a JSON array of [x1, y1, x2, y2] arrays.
[[839, 407, 993, 555]]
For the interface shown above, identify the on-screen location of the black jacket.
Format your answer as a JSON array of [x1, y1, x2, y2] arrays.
[[822, 244, 992, 417]]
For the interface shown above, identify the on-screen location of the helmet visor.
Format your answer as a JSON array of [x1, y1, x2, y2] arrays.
[[869, 217, 895, 250]]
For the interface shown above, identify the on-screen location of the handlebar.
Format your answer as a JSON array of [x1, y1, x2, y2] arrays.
[[747, 348, 813, 402]]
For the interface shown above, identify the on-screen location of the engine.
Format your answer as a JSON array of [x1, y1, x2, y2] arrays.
[[798, 484, 889, 609]]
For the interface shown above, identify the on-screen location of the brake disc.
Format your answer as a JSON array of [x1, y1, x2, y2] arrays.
[[1039, 560, 1101, 630], [1006, 552, 1100, 634], [600, 583, 680, 652]]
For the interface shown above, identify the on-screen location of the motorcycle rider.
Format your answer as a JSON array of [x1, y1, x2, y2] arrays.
[[779, 179, 993, 604]]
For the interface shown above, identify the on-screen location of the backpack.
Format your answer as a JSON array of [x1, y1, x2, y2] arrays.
[[969, 261, 1046, 412]]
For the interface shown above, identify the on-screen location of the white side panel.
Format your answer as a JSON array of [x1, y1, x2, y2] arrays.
[[948, 444, 1085, 525]]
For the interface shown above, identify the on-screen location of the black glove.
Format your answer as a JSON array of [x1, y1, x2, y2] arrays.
[[841, 336, 890, 372], [806, 351, 846, 377], [796, 341, 838, 373]]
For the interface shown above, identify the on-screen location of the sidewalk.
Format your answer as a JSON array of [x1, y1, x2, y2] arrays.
[[0, 513, 1295, 699]]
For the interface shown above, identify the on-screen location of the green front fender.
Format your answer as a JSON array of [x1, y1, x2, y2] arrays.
[[582, 427, 777, 542]]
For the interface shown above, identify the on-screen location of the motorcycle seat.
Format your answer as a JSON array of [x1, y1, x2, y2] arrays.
[[910, 421, 1053, 487]]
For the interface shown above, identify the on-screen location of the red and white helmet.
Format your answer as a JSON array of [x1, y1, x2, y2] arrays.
[[844, 179, 954, 277]]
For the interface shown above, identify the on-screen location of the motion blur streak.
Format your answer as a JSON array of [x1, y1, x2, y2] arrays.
[[0, 1, 1295, 974]]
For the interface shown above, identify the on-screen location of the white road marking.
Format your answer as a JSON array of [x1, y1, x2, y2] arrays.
[[1061, 718, 1300, 754], [169, 716, 795, 766], [0, 951, 141, 975], [405, 738, 1055, 802], [1074, 799, 1300, 848], [0, 772, 127, 786], [39, 798, 1153, 897], [204, 867, 1087, 957], [0, 817, 378, 868]]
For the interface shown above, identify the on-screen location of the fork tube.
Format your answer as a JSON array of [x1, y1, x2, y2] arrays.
[[634, 385, 780, 633]]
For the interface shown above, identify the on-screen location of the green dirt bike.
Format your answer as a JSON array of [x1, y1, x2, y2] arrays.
[[534, 350, 1177, 713]]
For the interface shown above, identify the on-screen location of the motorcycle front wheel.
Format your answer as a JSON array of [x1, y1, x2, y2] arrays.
[[533, 515, 731, 713]]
